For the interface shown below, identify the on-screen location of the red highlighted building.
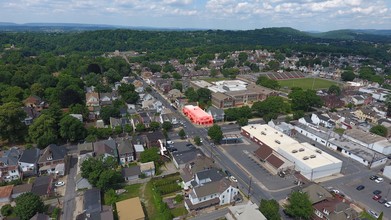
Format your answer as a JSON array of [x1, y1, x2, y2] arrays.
[[182, 105, 213, 126]]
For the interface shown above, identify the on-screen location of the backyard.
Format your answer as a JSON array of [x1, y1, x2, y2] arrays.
[[279, 78, 340, 90]]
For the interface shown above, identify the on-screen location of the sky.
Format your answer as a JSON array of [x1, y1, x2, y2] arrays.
[[1, 0, 391, 31]]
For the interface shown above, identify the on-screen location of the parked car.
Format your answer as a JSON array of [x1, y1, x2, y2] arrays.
[[373, 190, 382, 195], [373, 195, 382, 201], [230, 176, 238, 182], [375, 177, 384, 183], [169, 148, 178, 153], [356, 185, 365, 191], [368, 210, 379, 218], [167, 140, 174, 145], [225, 170, 232, 177], [370, 175, 379, 180], [55, 181, 65, 187], [331, 189, 340, 194], [378, 198, 387, 204], [385, 201, 391, 207]]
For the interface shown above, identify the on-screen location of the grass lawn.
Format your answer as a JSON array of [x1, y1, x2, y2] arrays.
[[171, 207, 188, 217], [117, 184, 142, 202], [144, 181, 160, 220], [279, 78, 339, 90]]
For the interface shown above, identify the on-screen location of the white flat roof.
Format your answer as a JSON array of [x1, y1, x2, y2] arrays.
[[242, 124, 341, 169]]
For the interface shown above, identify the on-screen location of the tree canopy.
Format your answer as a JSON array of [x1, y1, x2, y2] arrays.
[[284, 191, 313, 219], [14, 192, 45, 220], [59, 115, 87, 142], [370, 125, 388, 137], [256, 76, 280, 90], [0, 102, 27, 143], [208, 124, 223, 144], [288, 88, 323, 112], [259, 199, 281, 220]]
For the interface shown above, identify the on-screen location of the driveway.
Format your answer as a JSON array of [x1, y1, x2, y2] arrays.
[[61, 155, 78, 220]]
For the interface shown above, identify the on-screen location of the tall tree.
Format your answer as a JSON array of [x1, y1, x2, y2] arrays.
[[284, 191, 313, 219], [100, 106, 120, 124], [0, 102, 27, 143], [208, 124, 223, 144], [328, 85, 341, 96], [28, 114, 58, 148], [289, 88, 323, 112], [59, 115, 87, 142], [256, 76, 280, 90], [81, 157, 122, 191], [14, 193, 45, 220], [341, 70, 356, 81], [259, 199, 281, 220]]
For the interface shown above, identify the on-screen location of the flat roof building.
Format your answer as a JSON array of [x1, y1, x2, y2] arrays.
[[241, 124, 342, 181], [343, 128, 391, 155], [183, 105, 213, 126]]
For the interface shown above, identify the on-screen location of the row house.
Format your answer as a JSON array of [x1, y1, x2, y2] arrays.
[[117, 139, 135, 165], [19, 148, 40, 177], [0, 147, 22, 182], [353, 107, 381, 124], [38, 144, 67, 176]]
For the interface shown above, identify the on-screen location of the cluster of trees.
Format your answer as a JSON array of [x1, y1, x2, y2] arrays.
[[224, 106, 252, 126], [184, 87, 211, 106], [256, 76, 281, 90], [252, 96, 290, 122], [0, 193, 45, 220], [288, 88, 323, 112], [81, 157, 123, 191]]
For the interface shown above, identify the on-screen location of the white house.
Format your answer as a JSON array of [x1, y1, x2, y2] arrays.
[[18, 148, 40, 176], [311, 113, 335, 128]]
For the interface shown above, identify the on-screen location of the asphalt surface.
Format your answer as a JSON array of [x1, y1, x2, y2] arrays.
[[189, 208, 229, 220], [62, 155, 78, 220]]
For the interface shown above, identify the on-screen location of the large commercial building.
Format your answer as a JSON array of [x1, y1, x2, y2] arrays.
[[182, 105, 213, 126], [241, 124, 342, 181]]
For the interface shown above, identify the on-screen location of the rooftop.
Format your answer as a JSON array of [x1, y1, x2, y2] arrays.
[[344, 128, 389, 145], [329, 138, 386, 161], [183, 105, 212, 118], [116, 197, 145, 220], [0, 185, 13, 198]]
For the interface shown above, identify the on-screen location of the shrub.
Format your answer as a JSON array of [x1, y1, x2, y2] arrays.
[[1, 204, 13, 216]]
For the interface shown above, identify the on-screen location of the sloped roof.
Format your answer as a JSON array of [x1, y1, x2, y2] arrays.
[[0, 185, 13, 198], [38, 144, 67, 163], [266, 154, 284, 169], [302, 184, 333, 205], [254, 145, 273, 161], [121, 166, 141, 177], [227, 201, 267, 220], [117, 139, 134, 155], [19, 148, 40, 164]]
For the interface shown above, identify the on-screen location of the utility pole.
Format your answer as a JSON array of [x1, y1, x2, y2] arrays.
[[248, 176, 252, 199]]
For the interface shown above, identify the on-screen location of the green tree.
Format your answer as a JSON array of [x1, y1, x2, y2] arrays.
[[135, 123, 146, 132], [259, 199, 281, 220], [104, 189, 118, 205], [185, 87, 198, 102], [104, 68, 121, 84], [81, 157, 121, 191], [172, 72, 182, 80], [14, 192, 45, 220], [370, 125, 388, 137], [1, 204, 13, 216], [28, 114, 58, 148], [197, 88, 212, 104], [256, 76, 280, 90], [140, 148, 160, 163], [267, 60, 280, 70], [210, 68, 218, 77], [252, 96, 290, 117], [1, 86, 24, 103], [208, 124, 223, 144], [238, 52, 248, 64], [149, 121, 161, 131], [173, 81, 183, 92], [293, 110, 305, 120], [289, 89, 323, 112], [97, 169, 123, 191], [30, 83, 44, 97], [378, 212, 383, 220], [69, 103, 89, 121], [194, 136, 201, 146], [59, 115, 87, 142], [100, 106, 120, 124], [328, 85, 341, 96], [223, 59, 235, 69], [237, 117, 249, 126], [385, 94, 391, 117], [341, 70, 356, 81], [0, 102, 27, 143], [162, 121, 173, 131], [179, 129, 186, 139], [124, 124, 133, 133], [284, 191, 313, 219]]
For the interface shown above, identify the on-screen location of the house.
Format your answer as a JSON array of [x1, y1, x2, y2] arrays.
[[353, 108, 380, 124], [110, 117, 130, 129], [75, 173, 92, 190], [167, 89, 183, 100], [31, 175, 53, 197], [117, 139, 135, 165], [350, 95, 365, 106], [313, 198, 358, 219], [76, 188, 114, 220], [311, 113, 335, 128], [22, 106, 40, 125], [301, 184, 333, 205], [11, 183, 32, 199], [0, 147, 22, 182], [78, 142, 94, 156], [0, 185, 13, 203], [116, 197, 145, 220], [185, 178, 239, 211], [321, 95, 345, 109], [207, 106, 225, 122], [139, 112, 151, 128], [18, 148, 40, 176], [93, 139, 118, 160], [23, 95, 47, 111], [144, 131, 166, 149], [160, 108, 178, 125], [99, 92, 116, 106], [86, 92, 100, 110], [172, 148, 205, 169], [225, 201, 267, 220], [121, 166, 141, 181], [139, 162, 155, 177], [181, 156, 216, 189], [30, 213, 50, 220], [38, 144, 67, 175]]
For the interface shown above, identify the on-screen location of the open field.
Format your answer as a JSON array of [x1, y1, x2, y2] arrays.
[[279, 78, 339, 90]]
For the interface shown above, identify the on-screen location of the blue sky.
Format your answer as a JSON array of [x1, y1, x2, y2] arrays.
[[1, 0, 391, 31]]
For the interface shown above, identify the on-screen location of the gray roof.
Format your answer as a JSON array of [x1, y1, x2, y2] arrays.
[[145, 131, 165, 142], [121, 166, 141, 177], [172, 148, 204, 166], [195, 168, 225, 182], [30, 213, 50, 220], [84, 188, 102, 214], [32, 176, 52, 196], [207, 106, 224, 116], [19, 148, 40, 164], [117, 139, 134, 155], [94, 139, 117, 156], [38, 144, 67, 163], [0, 147, 21, 166]]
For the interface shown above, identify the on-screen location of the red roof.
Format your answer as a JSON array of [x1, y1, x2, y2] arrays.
[[266, 154, 284, 169], [254, 145, 273, 161]]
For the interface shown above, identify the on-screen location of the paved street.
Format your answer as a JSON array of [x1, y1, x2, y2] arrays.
[[62, 155, 78, 220], [189, 208, 229, 220]]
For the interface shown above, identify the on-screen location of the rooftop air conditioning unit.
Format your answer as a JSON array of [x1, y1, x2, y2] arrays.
[[261, 131, 266, 135], [275, 140, 281, 144], [303, 156, 309, 160], [292, 150, 298, 153], [316, 149, 322, 154], [299, 148, 305, 152], [310, 155, 316, 158]]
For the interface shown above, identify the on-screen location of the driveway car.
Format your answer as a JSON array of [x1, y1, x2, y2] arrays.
[[375, 177, 384, 183], [356, 185, 365, 191], [370, 175, 379, 180], [385, 201, 391, 207], [373, 190, 382, 195], [229, 176, 238, 182], [373, 195, 382, 201], [55, 181, 65, 187]]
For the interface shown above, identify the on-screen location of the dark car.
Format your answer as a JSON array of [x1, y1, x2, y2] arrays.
[[186, 143, 193, 147], [370, 175, 379, 180], [373, 190, 382, 195], [169, 147, 178, 152], [378, 198, 387, 204], [356, 185, 365, 191], [373, 195, 382, 201], [225, 170, 232, 177]]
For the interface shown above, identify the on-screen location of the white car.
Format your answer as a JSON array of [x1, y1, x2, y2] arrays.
[[331, 189, 340, 194], [55, 181, 65, 187], [385, 201, 391, 208], [367, 210, 379, 218], [167, 140, 174, 144], [230, 176, 238, 182], [375, 177, 384, 183]]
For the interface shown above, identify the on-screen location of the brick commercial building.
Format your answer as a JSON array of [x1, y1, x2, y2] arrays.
[[183, 105, 214, 126]]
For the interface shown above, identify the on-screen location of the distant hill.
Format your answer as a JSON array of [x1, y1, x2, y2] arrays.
[[307, 29, 391, 42]]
